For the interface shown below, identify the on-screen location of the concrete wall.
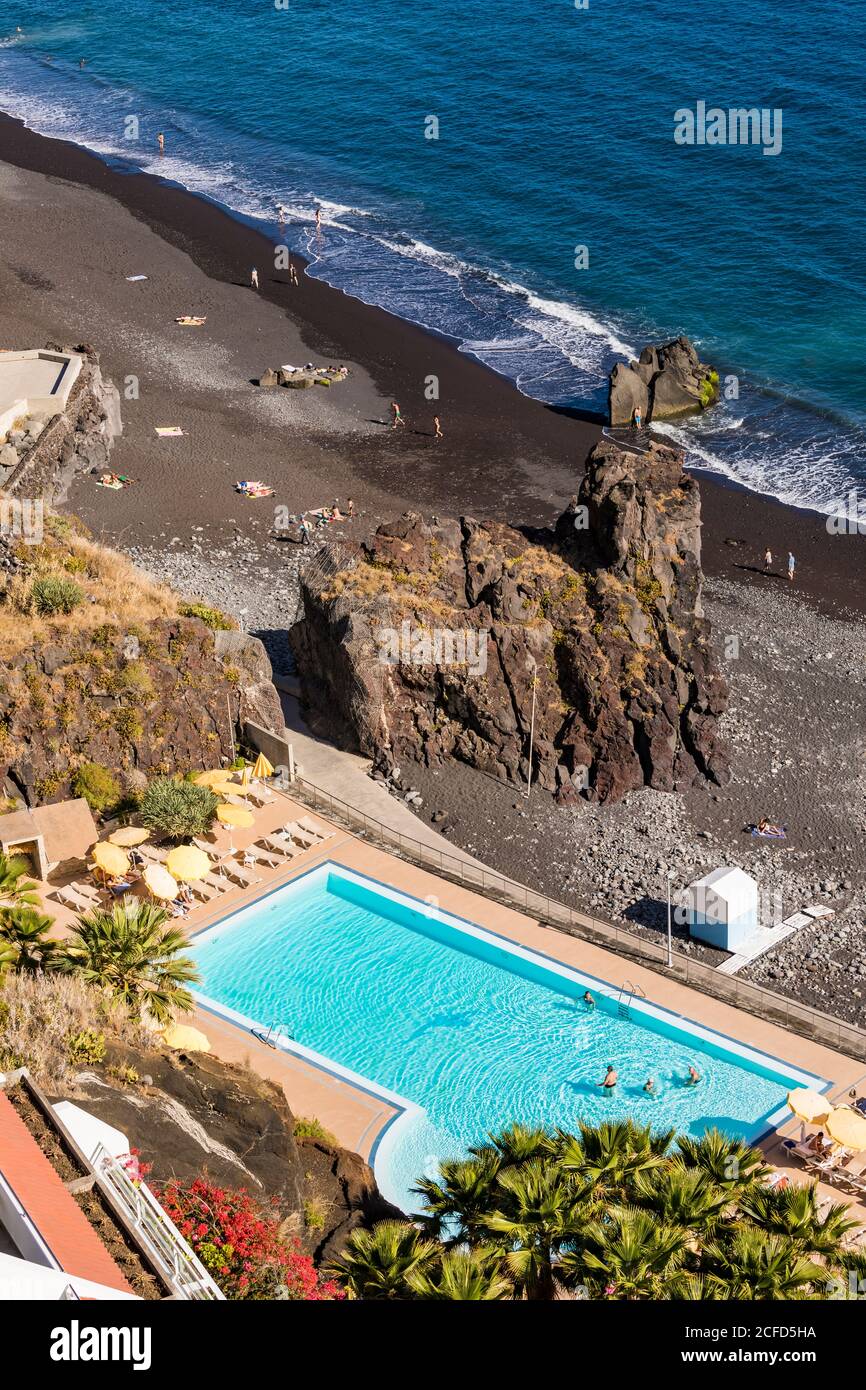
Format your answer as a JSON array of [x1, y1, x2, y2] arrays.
[[243, 720, 295, 781]]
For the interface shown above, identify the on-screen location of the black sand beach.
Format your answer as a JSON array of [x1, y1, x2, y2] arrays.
[[2, 110, 865, 1025]]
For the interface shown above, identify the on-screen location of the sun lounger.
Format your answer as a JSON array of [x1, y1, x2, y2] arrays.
[[246, 785, 275, 806], [139, 844, 169, 863], [217, 859, 262, 887], [282, 821, 319, 848], [296, 815, 333, 841], [52, 884, 97, 911], [237, 846, 280, 869], [261, 835, 301, 860]]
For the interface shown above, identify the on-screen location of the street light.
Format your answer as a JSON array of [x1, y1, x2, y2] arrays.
[[666, 868, 677, 968], [525, 652, 537, 800]]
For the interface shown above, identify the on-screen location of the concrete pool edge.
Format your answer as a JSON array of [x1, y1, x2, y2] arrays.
[[190, 859, 833, 1203]]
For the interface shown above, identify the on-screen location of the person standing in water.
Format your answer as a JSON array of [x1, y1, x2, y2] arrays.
[[315, 206, 322, 236], [583, 990, 595, 1011], [685, 1064, 702, 1086], [157, 132, 165, 155], [600, 1064, 618, 1093], [251, 267, 259, 290]]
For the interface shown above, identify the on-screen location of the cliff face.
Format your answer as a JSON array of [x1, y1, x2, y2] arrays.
[[290, 440, 729, 804]]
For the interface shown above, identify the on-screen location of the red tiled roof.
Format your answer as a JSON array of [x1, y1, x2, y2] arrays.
[[0, 1091, 132, 1294]]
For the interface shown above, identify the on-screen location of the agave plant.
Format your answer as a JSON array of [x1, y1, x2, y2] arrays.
[[58, 901, 199, 1024], [328, 1220, 438, 1299]]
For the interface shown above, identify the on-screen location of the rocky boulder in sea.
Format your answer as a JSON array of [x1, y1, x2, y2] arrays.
[[290, 439, 730, 804], [608, 335, 720, 426]]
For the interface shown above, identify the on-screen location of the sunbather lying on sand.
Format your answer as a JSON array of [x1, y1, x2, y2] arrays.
[[236, 480, 275, 497]]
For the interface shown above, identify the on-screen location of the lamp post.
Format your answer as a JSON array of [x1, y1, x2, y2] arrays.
[[666, 868, 676, 968], [525, 653, 537, 800]]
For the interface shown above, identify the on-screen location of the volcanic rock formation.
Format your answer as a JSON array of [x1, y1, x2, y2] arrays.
[[608, 335, 720, 427], [290, 440, 729, 805]]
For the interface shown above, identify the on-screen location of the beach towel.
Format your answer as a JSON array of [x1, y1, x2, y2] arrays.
[[751, 825, 787, 840], [155, 427, 184, 437], [175, 316, 207, 326], [125, 274, 148, 282], [95, 473, 135, 490]]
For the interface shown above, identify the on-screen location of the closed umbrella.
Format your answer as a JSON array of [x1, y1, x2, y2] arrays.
[[216, 803, 254, 853], [166, 845, 210, 882], [240, 764, 252, 786], [143, 863, 179, 902], [826, 1107, 866, 1152], [108, 827, 151, 848], [252, 752, 274, 781], [92, 842, 130, 879]]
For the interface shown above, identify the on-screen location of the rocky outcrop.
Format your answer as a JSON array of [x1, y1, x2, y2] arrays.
[[608, 335, 720, 426], [3, 344, 121, 502], [290, 440, 729, 804]]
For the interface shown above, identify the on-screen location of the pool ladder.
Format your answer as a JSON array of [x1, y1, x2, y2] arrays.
[[617, 980, 646, 1019], [252, 1021, 294, 1048]]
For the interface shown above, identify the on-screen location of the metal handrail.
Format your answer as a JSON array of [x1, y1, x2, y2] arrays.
[[92, 1145, 224, 1301], [288, 775, 866, 1063]]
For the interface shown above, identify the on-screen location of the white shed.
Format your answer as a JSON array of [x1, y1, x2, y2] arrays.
[[685, 866, 758, 951]]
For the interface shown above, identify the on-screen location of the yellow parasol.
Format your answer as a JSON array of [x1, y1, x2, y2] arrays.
[[210, 780, 252, 799], [166, 845, 210, 882], [108, 826, 151, 848], [92, 842, 130, 878], [161, 1022, 211, 1053], [252, 752, 274, 781], [193, 770, 229, 787], [143, 863, 179, 901], [216, 804, 254, 829], [787, 1088, 831, 1126], [240, 764, 252, 786], [826, 1107, 866, 1152]]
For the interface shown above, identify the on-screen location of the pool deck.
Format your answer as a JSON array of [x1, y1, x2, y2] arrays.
[[38, 788, 866, 1223]]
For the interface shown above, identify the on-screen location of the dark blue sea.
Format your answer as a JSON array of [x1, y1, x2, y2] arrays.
[[2, 0, 865, 518]]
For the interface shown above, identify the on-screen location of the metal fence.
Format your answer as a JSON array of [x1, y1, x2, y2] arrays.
[[92, 1145, 224, 1301], [291, 776, 866, 1064]]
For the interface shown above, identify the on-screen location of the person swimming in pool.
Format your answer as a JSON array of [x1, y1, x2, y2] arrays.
[[685, 1064, 702, 1086], [643, 1077, 657, 1096], [601, 1064, 618, 1092], [583, 990, 596, 1010]]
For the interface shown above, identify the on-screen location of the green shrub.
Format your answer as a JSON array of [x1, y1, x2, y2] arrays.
[[303, 1198, 327, 1231], [140, 776, 218, 840], [293, 1116, 338, 1147], [66, 1028, 106, 1066], [179, 601, 235, 631], [30, 575, 84, 615], [72, 762, 121, 813]]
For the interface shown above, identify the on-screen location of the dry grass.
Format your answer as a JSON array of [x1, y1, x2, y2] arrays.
[[0, 506, 179, 660], [0, 972, 148, 1089]]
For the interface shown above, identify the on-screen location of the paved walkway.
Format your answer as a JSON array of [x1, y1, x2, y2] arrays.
[[278, 686, 487, 868]]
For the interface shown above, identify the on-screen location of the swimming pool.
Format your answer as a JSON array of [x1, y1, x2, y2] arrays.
[[191, 863, 828, 1213]]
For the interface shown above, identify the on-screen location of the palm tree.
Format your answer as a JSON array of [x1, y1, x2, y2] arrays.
[[482, 1157, 586, 1300], [632, 1160, 729, 1234], [562, 1204, 688, 1299], [702, 1227, 824, 1299], [476, 1123, 554, 1167], [414, 1151, 501, 1245], [0, 908, 57, 972], [58, 901, 199, 1024], [0, 852, 39, 912], [407, 1247, 513, 1300], [558, 1119, 673, 1199], [737, 1183, 858, 1259], [677, 1129, 767, 1195], [328, 1221, 437, 1299]]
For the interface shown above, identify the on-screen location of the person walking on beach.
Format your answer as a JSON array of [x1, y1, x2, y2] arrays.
[[788, 551, 796, 582], [251, 267, 259, 290], [157, 132, 165, 156], [299, 516, 312, 545], [433, 415, 443, 440], [346, 498, 356, 518], [391, 401, 406, 430], [763, 547, 773, 572]]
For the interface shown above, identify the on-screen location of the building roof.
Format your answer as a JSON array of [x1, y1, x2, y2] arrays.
[[0, 798, 97, 867], [0, 1090, 132, 1294], [688, 866, 757, 900]]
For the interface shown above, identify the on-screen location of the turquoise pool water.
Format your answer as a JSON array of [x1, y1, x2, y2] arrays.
[[191, 865, 824, 1213]]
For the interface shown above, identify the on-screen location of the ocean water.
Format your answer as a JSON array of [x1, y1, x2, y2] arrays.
[[2, 1, 865, 519], [192, 866, 816, 1213]]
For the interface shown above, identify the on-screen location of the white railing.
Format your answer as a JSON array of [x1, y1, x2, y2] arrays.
[[92, 1145, 224, 1301]]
